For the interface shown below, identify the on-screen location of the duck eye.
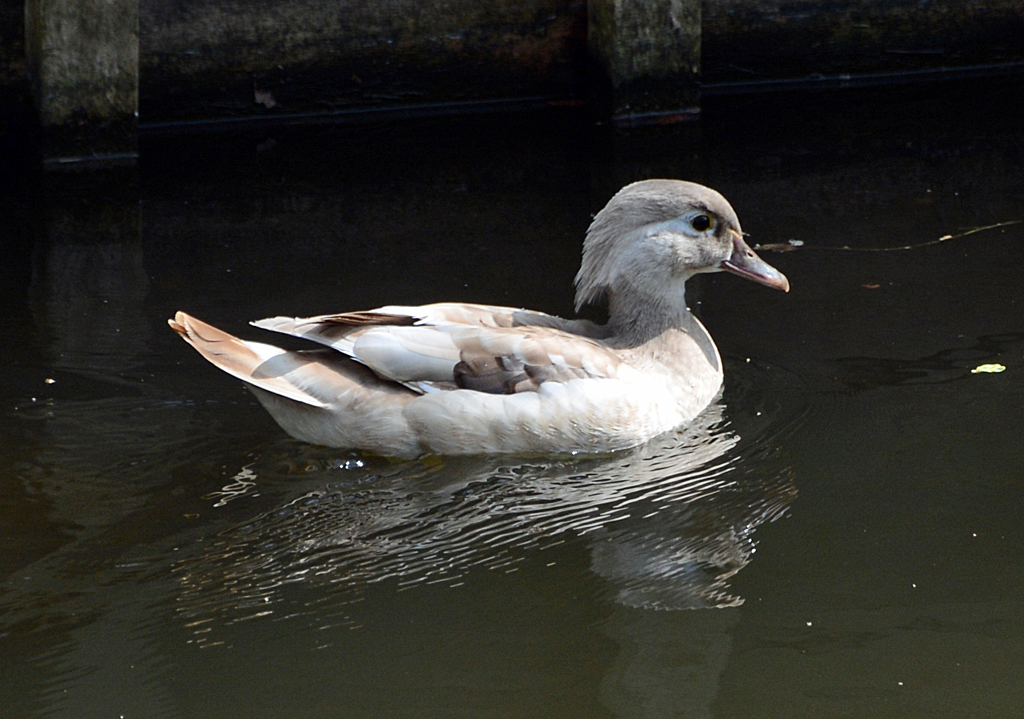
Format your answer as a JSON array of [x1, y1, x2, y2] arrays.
[[690, 214, 714, 232]]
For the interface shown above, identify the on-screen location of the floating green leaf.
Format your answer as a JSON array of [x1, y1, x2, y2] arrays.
[[970, 364, 1006, 374]]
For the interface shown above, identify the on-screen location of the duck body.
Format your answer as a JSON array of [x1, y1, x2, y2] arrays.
[[170, 180, 789, 458]]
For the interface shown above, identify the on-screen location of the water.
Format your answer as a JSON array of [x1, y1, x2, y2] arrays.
[[2, 81, 1023, 718]]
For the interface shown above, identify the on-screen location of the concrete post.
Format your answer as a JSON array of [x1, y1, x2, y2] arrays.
[[25, 0, 139, 168], [588, 0, 701, 125]]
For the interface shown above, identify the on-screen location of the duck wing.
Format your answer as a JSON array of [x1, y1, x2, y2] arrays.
[[252, 305, 623, 395], [251, 301, 601, 338]]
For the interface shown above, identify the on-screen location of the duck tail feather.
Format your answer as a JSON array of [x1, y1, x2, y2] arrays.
[[168, 311, 329, 408]]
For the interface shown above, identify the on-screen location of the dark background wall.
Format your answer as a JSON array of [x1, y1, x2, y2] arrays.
[[2, 0, 1023, 125], [702, 0, 1024, 84], [138, 0, 588, 122]]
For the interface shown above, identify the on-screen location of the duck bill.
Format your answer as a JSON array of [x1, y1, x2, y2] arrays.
[[719, 233, 790, 292]]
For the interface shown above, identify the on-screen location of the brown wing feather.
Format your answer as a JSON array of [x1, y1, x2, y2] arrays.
[[315, 311, 419, 327], [451, 326, 619, 395], [453, 355, 595, 394]]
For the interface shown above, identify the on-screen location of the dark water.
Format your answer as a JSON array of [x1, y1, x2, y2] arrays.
[[2, 81, 1023, 718]]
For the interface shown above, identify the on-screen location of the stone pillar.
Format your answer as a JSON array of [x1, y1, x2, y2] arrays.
[[25, 0, 139, 168], [588, 0, 701, 125]]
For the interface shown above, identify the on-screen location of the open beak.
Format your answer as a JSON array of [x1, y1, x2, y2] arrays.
[[719, 231, 790, 292]]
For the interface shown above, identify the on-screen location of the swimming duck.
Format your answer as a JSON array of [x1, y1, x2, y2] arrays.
[[169, 179, 789, 458]]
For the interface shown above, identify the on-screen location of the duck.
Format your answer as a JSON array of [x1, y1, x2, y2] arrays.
[[169, 179, 789, 458]]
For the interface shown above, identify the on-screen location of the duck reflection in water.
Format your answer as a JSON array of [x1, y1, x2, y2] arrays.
[[173, 401, 795, 627]]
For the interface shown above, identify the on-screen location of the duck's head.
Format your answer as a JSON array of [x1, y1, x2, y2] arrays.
[[574, 180, 789, 316]]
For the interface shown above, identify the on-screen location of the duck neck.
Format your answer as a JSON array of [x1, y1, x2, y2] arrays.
[[605, 289, 700, 347], [605, 288, 721, 374]]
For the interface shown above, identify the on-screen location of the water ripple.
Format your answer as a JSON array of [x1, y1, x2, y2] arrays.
[[172, 398, 798, 638]]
